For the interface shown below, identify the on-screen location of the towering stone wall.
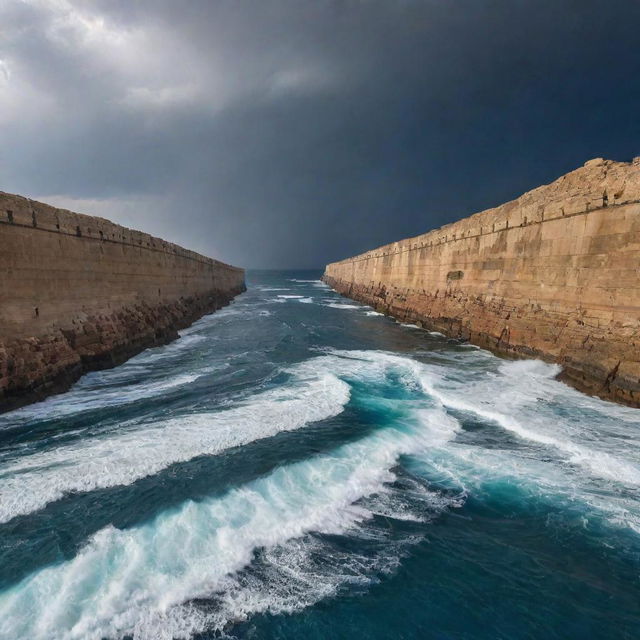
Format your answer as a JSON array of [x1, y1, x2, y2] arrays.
[[324, 158, 640, 407], [0, 191, 245, 412]]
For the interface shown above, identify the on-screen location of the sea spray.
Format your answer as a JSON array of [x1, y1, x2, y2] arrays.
[[1, 272, 639, 639], [0, 404, 460, 639]]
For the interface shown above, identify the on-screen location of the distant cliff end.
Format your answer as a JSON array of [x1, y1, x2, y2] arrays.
[[324, 158, 640, 407], [0, 192, 245, 412]]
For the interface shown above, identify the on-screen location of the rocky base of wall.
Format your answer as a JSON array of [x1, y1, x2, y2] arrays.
[[323, 275, 639, 408], [0, 286, 245, 414]]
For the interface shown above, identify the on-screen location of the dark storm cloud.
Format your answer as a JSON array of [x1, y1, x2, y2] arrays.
[[2, 0, 639, 268]]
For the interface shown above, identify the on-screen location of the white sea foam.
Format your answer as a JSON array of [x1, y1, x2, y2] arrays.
[[0, 360, 352, 523], [288, 279, 329, 289], [0, 350, 445, 524], [365, 310, 384, 316], [325, 350, 640, 517], [157, 333, 206, 351], [418, 357, 640, 486], [421, 438, 640, 537], [1, 345, 637, 638], [0, 356, 238, 428], [325, 303, 362, 310], [277, 294, 305, 299], [0, 399, 459, 640], [333, 350, 640, 534], [297, 297, 314, 303], [177, 308, 238, 337], [5, 373, 203, 425], [6, 347, 636, 529]]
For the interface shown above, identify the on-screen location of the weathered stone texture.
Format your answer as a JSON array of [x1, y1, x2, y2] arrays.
[[0, 191, 245, 412], [324, 158, 640, 407]]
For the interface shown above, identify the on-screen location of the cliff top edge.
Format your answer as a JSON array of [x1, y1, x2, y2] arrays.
[[327, 157, 640, 266], [0, 190, 244, 273]]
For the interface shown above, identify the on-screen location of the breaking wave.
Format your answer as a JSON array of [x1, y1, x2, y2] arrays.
[[1, 265, 639, 640], [0, 394, 460, 640], [0, 358, 351, 523]]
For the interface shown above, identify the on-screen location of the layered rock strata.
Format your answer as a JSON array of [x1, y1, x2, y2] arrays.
[[324, 158, 640, 407], [0, 192, 245, 412]]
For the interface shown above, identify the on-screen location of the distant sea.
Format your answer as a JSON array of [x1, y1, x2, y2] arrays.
[[0, 270, 639, 639]]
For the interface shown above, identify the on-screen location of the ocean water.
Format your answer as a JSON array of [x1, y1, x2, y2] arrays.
[[0, 270, 639, 640]]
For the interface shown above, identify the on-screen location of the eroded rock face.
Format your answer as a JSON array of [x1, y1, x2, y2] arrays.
[[0, 192, 245, 412], [324, 159, 640, 407]]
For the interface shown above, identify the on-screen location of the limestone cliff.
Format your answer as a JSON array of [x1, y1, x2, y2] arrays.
[[0, 192, 245, 412], [324, 158, 640, 407]]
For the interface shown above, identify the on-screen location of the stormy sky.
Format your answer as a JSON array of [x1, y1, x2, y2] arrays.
[[1, 1, 639, 269]]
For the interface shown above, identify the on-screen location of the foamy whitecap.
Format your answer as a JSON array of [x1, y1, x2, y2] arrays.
[[1, 345, 639, 637], [326, 350, 640, 499], [2, 373, 202, 425], [417, 357, 640, 486], [325, 303, 362, 310], [0, 360, 352, 523], [0, 404, 459, 640], [0, 350, 445, 523]]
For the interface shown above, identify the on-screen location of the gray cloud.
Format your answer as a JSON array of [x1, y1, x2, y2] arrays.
[[2, 0, 640, 268]]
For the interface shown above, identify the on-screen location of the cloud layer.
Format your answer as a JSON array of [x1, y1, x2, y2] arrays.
[[2, 0, 639, 267]]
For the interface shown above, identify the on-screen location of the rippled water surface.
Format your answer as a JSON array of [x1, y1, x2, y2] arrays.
[[1, 270, 639, 639]]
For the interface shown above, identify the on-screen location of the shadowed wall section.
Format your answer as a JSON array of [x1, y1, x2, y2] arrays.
[[324, 158, 640, 407], [0, 192, 245, 412]]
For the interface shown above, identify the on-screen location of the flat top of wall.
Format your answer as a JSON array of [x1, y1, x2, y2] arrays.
[[0, 190, 244, 273], [328, 157, 640, 266]]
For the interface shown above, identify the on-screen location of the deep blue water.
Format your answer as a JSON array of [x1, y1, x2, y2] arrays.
[[1, 270, 639, 640]]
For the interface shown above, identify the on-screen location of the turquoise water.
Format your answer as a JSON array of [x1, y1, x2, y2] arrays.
[[0, 270, 639, 639]]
